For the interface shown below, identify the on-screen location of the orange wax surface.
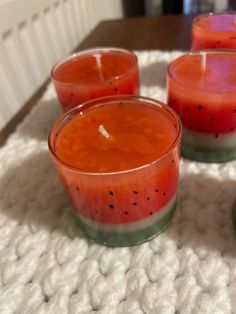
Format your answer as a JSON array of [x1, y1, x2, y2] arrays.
[[52, 49, 139, 112], [170, 53, 236, 93], [55, 100, 177, 173], [192, 14, 236, 50], [55, 52, 135, 84], [167, 52, 236, 133]]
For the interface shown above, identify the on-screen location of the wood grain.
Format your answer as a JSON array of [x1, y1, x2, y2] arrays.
[[78, 15, 194, 51]]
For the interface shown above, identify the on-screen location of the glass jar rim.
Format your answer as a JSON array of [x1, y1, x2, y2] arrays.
[[51, 47, 138, 87], [167, 49, 236, 94], [48, 95, 182, 176], [192, 11, 236, 29]]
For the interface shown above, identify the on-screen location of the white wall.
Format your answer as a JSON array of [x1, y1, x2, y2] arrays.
[[0, 0, 124, 130]]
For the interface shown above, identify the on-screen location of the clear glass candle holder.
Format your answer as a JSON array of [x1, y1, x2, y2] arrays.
[[167, 50, 236, 162], [51, 47, 140, 112], [48, 95, 181, 247], [191, 12, 236, 50]]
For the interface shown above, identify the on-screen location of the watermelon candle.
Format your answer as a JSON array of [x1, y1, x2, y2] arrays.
[[51, 48, 139, 112], [167, 51, 236, 162], [48, 96, 181, 246], [191, 13, 236, 50]]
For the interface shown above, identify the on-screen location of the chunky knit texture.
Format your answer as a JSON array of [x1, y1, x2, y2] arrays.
[[0, 51, 236, 314]]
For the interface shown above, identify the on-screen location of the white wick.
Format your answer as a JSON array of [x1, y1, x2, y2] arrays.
[[201, 51, 207, 71], [94, 53, 104, 81], [98, 124, 110, 139]]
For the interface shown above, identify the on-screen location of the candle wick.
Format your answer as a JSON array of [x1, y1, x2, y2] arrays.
[[98, 124, 111, 139], [201, 51, 206, 71], [94, 53, 104, 81]]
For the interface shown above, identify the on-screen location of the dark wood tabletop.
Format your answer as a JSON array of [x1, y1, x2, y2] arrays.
[[0, 14, 195, 146], [79, 15, 194, 51]]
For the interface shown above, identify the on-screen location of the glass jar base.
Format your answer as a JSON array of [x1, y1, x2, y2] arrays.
[[74, 201, 177, 247], [182, 142, 236, 163]]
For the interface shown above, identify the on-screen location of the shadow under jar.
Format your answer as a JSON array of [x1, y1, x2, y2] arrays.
[[48, 95, 182, 247], [51, 47, 140, 112], [167, 50, 236, 162]]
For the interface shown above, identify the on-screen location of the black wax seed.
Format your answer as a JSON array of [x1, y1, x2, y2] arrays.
[[119, 102, 123, 106], [234, 109, 236, 113], [231, 127, 234, 131], [163, 192, 166, 196], [124, 211, 128, 215], [174, 124, 177, 128], [215, 134, 219, 138], [211, 117, 215, 121], [171, 160, 174, 163], [114, 88, 118, 92], [70, 93, 74, 97], [109, 191, 114, 196], [133, 202, 137, 206], [75, 187, 80, 191], [109, 204, 114, 209], [155, 189, 159, 192], [133, 191, 138, 194], [198, 105, 203, 110], [147, 197, 150, 200], [150, 212, 153, 215]]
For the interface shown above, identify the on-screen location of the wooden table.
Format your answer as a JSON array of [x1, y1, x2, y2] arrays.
[[79, 15, 194, 51], [0, 14, 195, 145]]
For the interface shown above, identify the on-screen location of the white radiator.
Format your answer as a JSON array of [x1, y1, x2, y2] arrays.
[[0, 0, 123, 130]]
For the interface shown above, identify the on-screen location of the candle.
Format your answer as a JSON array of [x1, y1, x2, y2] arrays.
[[167, 51, 236, 162], [48, 96, 181, 246], [191, 13, 236, 50], [51, 48, 140, 112]]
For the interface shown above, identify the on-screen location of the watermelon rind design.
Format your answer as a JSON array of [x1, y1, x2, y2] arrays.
[[74, 192, 177, 247], [182, 127, 236, 162]]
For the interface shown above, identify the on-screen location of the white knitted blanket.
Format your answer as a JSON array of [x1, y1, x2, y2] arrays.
[[1, 50, 236, 314]]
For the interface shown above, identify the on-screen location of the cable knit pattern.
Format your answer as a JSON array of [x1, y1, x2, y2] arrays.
[[0, 50, 236, 314]]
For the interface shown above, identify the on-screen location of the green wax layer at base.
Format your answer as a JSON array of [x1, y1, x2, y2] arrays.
[[75, 200, 177, 247], [182, 142, 236, 163]]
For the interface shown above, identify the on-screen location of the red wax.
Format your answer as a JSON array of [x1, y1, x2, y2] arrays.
[[167, 52, 236, 134], [191, 13, 236, 50], [49, 96, 181, 246], [52, 48, 139, 112], [55, 101, 177, 173]]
